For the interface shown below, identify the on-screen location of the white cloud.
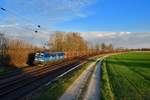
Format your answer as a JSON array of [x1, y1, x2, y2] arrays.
[[3, 0, 96, 24], [0, 23, 19, 28], [91, 32, 131, 38], [81, 32, 150, 48], [0, 23, 52, 46], [81, 32, 131, 40], [1, 25, 150, 48]]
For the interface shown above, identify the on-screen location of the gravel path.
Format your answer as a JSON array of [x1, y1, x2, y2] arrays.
[[83, 61, 101, 100], [59, 62, 96, 100]]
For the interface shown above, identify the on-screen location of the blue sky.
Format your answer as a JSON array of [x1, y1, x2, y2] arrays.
[[0, 0, 150, 48], [1, 0, 150, 32], [55, 0, 150, 32]]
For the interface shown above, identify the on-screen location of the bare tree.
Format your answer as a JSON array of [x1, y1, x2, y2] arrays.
[[0, 33, 9, 65], [48, 31, 65, 52], [7, 38, 37, 66], [108, 43, 113, 51], [101, 43, 106, 51], [48, 31, 116, 58], [95, 44, 100, 51], [0, 33, 8, 55], [49, 32, 88, 52]]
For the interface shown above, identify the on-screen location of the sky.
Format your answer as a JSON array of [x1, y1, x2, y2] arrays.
[[0, 0, 150, 48]]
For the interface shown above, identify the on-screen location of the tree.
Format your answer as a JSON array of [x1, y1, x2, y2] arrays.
[[0, 33, 9, 65], [108, 43, 113, 51], [101, 43, 106, 50], [65, 32, 88, 51], [0, 33, 8, 56], [95, 44, 100, 51], [48, 31, 65, 51], [48, 32, 88, 52]]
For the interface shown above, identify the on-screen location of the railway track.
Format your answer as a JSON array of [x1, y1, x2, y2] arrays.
[[0, 57, 87, 100], [0, 58, 72, 80], [0, 59, 76, 85]]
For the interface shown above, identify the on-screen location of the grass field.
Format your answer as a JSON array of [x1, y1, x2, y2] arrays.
[[101, 52, 150, 100]]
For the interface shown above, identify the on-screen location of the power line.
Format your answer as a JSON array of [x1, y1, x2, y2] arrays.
[[0, 7, 41, 33], [0, 7, 50, 48]]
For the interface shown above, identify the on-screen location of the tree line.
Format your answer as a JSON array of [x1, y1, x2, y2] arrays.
[[49, 31, 113, 52], [0, 32, 38, 66], [0, 31, 114, 67]]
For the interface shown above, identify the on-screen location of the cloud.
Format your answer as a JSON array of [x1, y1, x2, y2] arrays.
[[2, 0, 96, 24], [81, 31, 131, 41], [0, 23, 18, 28], [81, 32, 150, 48], [1, 24, 150, 49], [0, 0, 97, 46], [0, 23, 51, 46], [91, 32, 131, 38]]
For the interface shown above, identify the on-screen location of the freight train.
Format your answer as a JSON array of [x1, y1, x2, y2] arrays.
[[27, 50, 113, 66]]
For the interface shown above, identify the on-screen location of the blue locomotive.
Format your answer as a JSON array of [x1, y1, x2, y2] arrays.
[[34, 52, 64, 64]]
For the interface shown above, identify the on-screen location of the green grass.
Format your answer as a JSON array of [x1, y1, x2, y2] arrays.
[[32, 61, 95, 100], [102, 52, 150, 100], [101, 60, 114, 100]]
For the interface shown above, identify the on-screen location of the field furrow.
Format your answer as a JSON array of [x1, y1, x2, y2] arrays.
[[101, 52, 150, 100]]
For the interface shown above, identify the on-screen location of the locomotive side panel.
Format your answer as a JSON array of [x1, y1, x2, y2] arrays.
[[33, 52, 65, 65]]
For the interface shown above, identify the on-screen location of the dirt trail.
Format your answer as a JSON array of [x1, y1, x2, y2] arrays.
[[59, 62, 96, 100], [83, 56, 109, 100], [83, 61, 101, 100]]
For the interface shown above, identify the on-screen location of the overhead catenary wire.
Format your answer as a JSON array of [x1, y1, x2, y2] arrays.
[[0, 7, 52, 34], [0, 7, 51, 33], [0, 7, 41, 32], [0, 7, 49, 48]]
